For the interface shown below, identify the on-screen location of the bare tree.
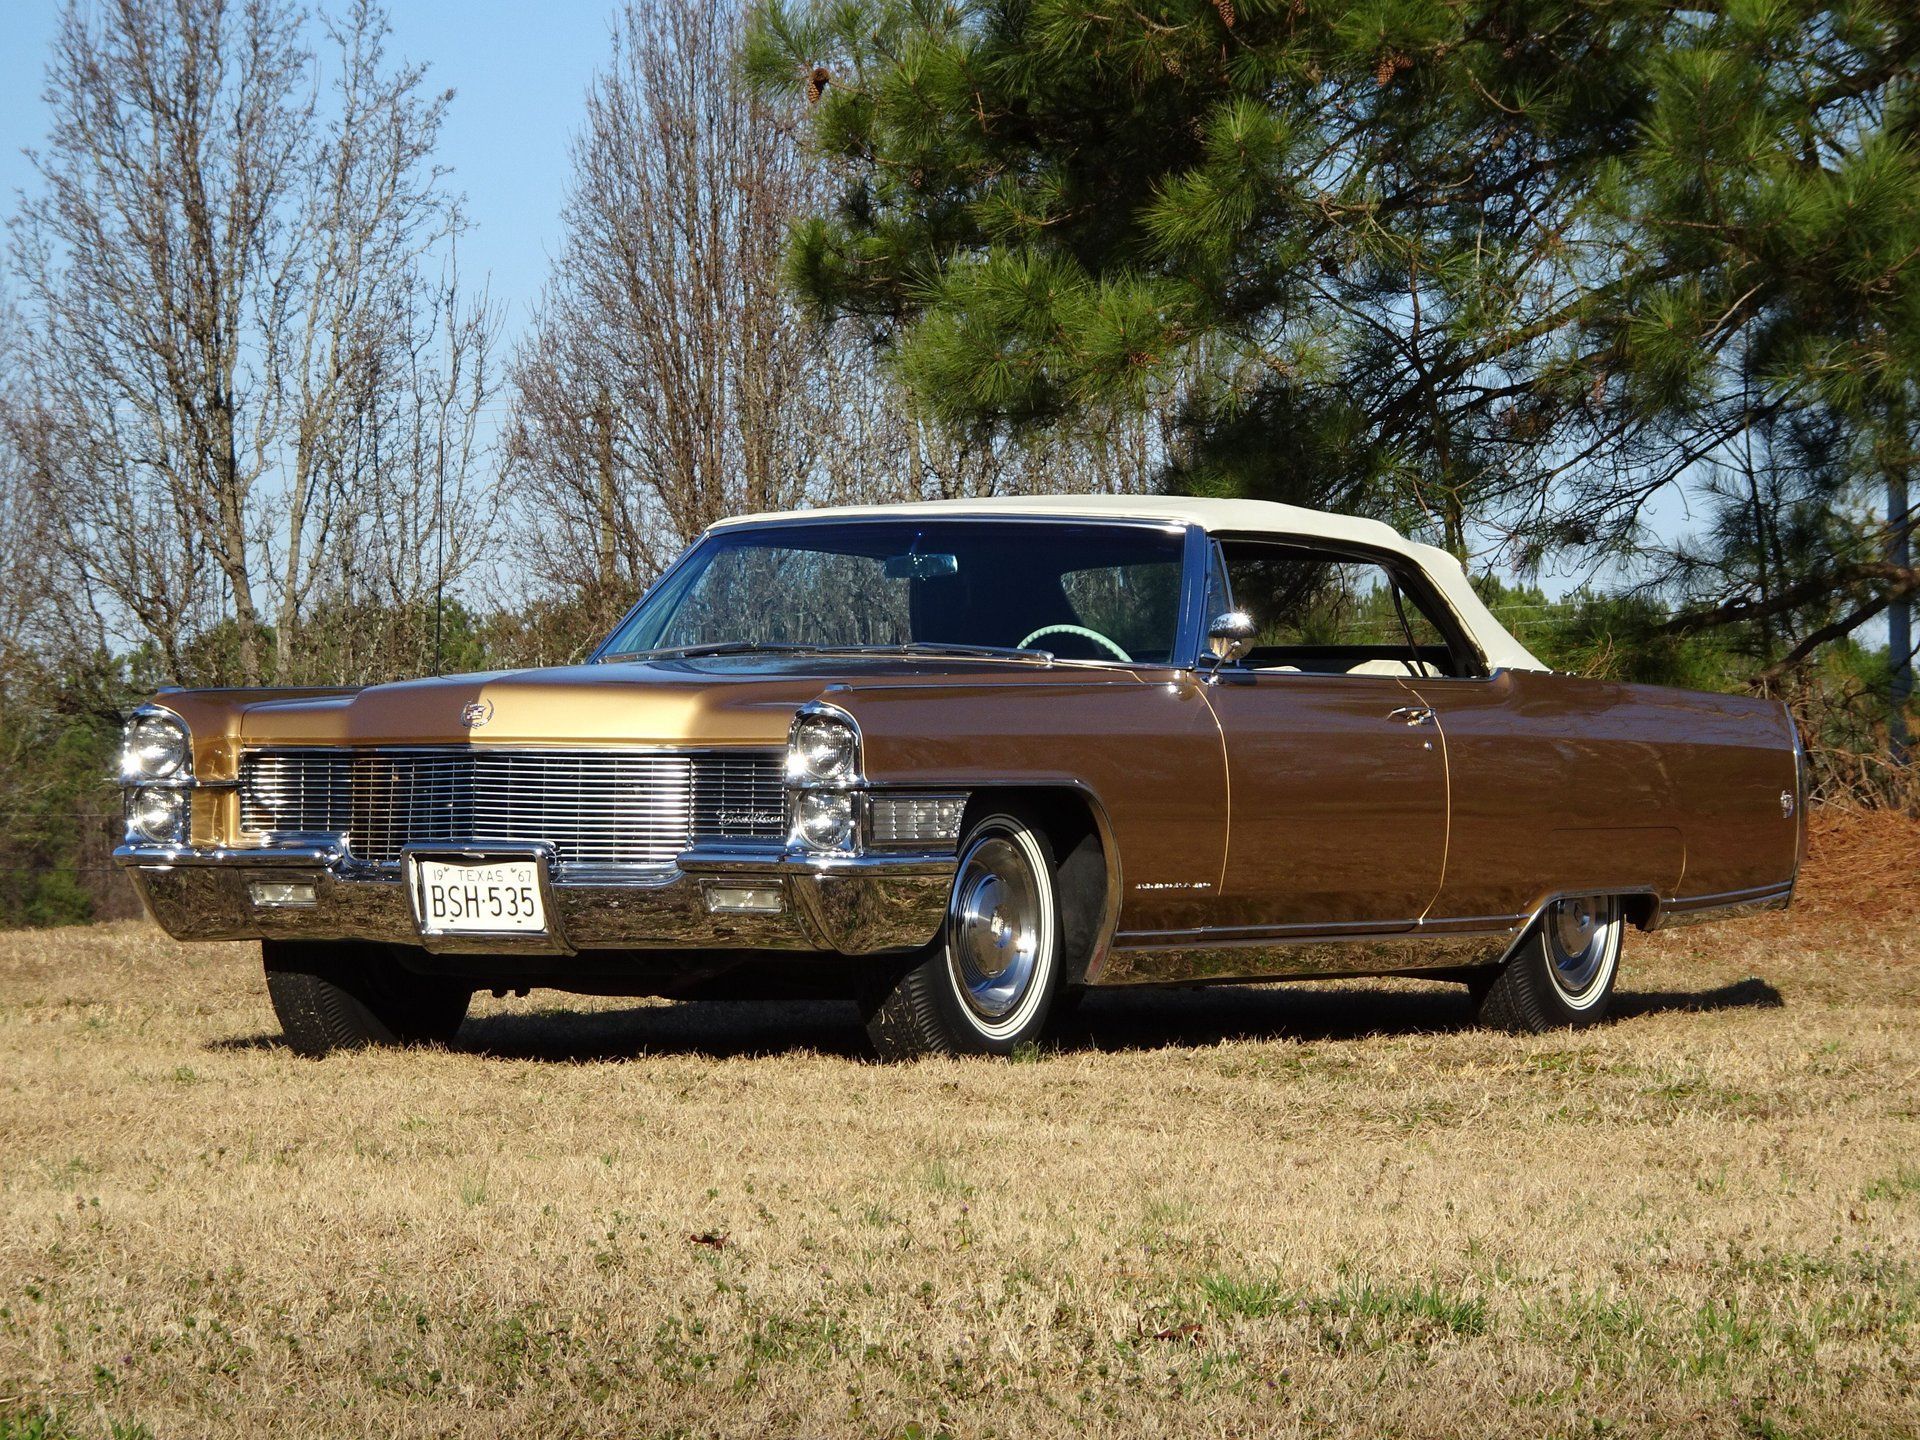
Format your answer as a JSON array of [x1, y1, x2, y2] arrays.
[[505, 0, 812, 619], [0, 297, 49, 683], [274, 247, 505, 680], [502, 0, 1169, 642], [10, 0, 499, 686]]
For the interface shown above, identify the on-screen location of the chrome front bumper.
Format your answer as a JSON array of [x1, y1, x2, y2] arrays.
[[115, 841, 956, 958]]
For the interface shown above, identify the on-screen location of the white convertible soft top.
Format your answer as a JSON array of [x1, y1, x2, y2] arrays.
[[714, 494, 1549, 673]]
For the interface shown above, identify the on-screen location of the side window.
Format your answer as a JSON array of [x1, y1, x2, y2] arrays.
[[1217, 541, 1463, 678], [1203, 540, 1235, 619]]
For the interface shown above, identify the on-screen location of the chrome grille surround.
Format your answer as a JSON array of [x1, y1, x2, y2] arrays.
[[238, 747, 785, 870]]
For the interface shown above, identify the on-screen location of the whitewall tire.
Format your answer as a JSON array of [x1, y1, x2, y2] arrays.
[[863, 807, 1062, 1059], [1473, 894, 1624, 1032]]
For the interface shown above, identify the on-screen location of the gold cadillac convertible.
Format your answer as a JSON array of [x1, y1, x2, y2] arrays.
[[114, 497, 1806, 1059]]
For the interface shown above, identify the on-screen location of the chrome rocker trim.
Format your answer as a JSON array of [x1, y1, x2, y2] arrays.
[[1100, 886, 1682, 987], [1098, 915, 1534, 986], [1644, 882, 1794, 932]]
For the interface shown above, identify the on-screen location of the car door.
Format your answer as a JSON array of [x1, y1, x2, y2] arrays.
[[1198, 539, 1450, 933], [1203, 671, 1446, 931]]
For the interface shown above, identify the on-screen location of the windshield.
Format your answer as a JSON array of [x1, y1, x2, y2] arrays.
[[599, 519, 1189, 665]]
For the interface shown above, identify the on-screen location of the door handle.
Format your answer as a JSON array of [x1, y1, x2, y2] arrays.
[[1387, 705, 1435, 727]]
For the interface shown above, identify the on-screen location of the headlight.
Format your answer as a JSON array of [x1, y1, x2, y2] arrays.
[[120, 712, 190, 781], [787, 711, 858, 785], [126, 786, 189, 845], [792, 791, 856, 852]]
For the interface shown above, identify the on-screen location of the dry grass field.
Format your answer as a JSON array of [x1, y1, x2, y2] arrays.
[[3, 814, 1918, 1438]]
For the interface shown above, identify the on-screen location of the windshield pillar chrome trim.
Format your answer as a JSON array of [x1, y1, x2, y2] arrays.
[[586, 527, 712, 663], [1172, 523, 1214, 673]]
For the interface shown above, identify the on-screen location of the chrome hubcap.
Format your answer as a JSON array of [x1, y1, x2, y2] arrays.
[[949, 833, 1045, 1023], [1547, 894, 1611, 998]]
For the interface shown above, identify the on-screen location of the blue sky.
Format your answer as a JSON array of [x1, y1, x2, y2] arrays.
[[1, 0, 616, 345]]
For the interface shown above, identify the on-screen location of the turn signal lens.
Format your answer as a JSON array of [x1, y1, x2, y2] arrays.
[[792, 791, 856, 852], [787, 713, 858, 784], [704, 884, 784, 915], [120, 713, 190, 780], [127, 786, 189, 845]]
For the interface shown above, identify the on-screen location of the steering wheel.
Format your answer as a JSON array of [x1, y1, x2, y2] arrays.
[[1017, 624, 1133, 662]]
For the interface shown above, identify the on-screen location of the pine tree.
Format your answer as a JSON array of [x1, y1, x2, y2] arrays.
[[745, 0, 1697, 556], [748, 0, 1920, 759], [1610, 2, 1918, 761]]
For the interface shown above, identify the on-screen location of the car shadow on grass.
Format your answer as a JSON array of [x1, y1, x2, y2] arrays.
[[1613, 976, 1783, 1018], [456, 999, 873, 1062], [446, 985, 1482, 1062], [1045, 976, 1782, 1054], [414, 974, 1784, 1062]]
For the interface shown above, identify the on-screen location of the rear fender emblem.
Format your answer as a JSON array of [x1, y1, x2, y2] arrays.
[[1780, 790, 1795, 818], [461, 699, 494, 729]]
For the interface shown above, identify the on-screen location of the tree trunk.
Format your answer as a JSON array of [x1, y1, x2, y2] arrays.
[[211, 402, 265, 685], [1890, 461, 1912, 769], [595, 391, 618, 588]]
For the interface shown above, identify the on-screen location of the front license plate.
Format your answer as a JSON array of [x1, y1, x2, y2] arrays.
[[411, 858, 546, 935]]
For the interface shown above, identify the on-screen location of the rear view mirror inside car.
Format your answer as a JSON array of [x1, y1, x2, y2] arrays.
[[884, 551, 959, 580]]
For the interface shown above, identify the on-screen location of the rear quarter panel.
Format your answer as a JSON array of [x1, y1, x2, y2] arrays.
[[1414, 671, 1800, 920]]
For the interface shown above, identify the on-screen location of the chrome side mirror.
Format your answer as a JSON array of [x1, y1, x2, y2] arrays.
[[1200, 611, 1255, 677]]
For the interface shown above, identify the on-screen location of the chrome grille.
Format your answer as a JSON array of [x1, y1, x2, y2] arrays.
[[238, 748, 785, 868]]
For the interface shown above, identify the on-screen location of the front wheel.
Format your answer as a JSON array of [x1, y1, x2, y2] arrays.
[[1473, 894, 1623, 1032], [263, 940, 471, 1056], [863, 808, 1062, 1060]]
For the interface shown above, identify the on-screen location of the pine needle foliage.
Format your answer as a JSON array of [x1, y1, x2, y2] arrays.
[[746, 1, 1919, 598], [746, 0, 1695, 554]]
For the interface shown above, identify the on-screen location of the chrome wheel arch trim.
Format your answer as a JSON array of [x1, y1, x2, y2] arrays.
[[959, 778, 1125, 990]]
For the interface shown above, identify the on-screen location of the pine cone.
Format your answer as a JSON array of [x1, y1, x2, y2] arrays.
[[806, 66, 830, 104], [1212, 0, 1235, 28]]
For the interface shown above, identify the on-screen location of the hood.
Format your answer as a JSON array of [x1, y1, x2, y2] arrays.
[[182, 653, 1137, 752], [240, 663, 818, 749]]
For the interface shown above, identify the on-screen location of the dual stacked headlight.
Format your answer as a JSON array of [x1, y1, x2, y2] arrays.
[[119, 710, 193, 846], [786, 706, 860, 853]]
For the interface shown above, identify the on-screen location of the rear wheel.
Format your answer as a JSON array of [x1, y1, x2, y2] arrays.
[[1473, 894, 1623, 1032], [863, 807, 1062, 1060], [263, 940, 471, 1056]]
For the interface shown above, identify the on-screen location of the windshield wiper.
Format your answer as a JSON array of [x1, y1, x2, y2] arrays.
[[828, 642, 1055, 664], [599, 641, 811, 663], [599, 640, 1055, 665]]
